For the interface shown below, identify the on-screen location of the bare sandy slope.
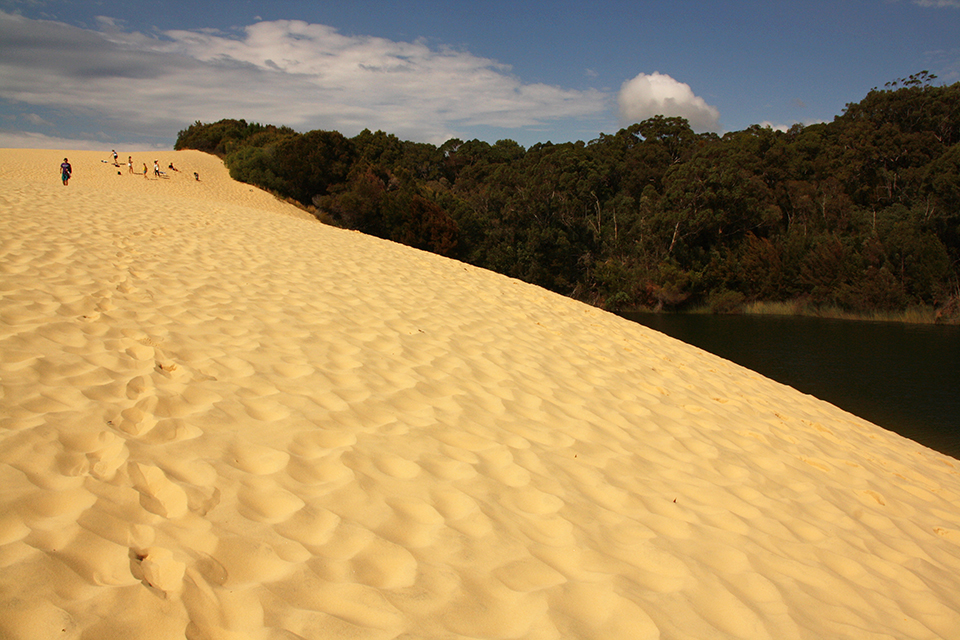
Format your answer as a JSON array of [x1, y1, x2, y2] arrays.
[[1, 148, 959, 640]]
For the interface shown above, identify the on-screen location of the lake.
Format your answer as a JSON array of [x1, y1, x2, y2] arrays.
[[621, 312, 960, 460]]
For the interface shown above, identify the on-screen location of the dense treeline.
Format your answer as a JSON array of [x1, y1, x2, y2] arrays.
[[175, 72, 960, 320]]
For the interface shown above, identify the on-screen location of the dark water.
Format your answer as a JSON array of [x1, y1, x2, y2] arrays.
[[621, 312, 960, 459]]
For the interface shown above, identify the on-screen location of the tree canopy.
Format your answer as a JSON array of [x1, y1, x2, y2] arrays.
[[176, 74, 960, 320]]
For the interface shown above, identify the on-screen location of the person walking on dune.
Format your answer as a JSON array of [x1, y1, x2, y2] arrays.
[[60, 158, 72, 185], [128, 156, 134, 174]]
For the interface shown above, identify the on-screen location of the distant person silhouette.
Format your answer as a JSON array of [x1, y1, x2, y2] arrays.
[[60, 158, 72, 185]]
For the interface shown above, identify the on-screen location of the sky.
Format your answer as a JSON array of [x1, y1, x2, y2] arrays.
[[1, 0, 959, 151]]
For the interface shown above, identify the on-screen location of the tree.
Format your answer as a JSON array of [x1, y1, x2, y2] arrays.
[[397, 195, 459, 257], [657, 148, 779, 262], [173, 73, 960, 316], [273, 130, 356, 205]]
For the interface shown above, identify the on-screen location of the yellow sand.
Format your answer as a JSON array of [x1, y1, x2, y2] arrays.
[[1, 148, 959, 640]]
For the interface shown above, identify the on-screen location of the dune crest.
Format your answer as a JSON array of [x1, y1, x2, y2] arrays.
[[2, 148, 959, 639]]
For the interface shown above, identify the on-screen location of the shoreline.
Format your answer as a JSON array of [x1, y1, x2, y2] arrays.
[[621, 299, 960, 325]]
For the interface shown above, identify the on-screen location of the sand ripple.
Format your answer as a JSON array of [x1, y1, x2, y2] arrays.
[[2, 149, 959, 639]]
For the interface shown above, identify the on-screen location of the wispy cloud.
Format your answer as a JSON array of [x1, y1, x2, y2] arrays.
[[24, 113, 53, 126], [617, 72, 721, 133], [0, 10, 609, 147], [913, 0, 960, 7], [0, 128, 165, 150]]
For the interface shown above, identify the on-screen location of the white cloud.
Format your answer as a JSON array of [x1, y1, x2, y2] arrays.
[[758, 121, 791, 133], [756, 118, 826, 133], [913, 0, 960, 7], [617, 72, 721, 133], [0, 11, 608, 146]]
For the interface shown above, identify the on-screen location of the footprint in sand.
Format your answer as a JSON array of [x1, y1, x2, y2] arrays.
[[87, 437, 128, 481], [125, 375, 149, 399], [116, 281, 138, 294], [128, 462, 189, 519], [118, 397, 159, 436], [122, 341, 154, 361], [155, 360, 185, 380], [130, 546, 185, 594]]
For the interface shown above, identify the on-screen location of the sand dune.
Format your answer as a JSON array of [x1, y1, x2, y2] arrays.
[[1, 148, 959, 639]]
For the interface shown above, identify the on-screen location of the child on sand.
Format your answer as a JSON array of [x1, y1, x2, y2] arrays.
[[142, 163, 148, 178], [128, 156, 134, 174], [60, 158, 72, 185]]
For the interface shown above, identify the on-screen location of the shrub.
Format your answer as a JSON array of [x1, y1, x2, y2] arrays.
[[708, 289, 746, 314]]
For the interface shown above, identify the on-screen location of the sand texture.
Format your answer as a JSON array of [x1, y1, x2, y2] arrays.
[[2, 148, 960, 639]]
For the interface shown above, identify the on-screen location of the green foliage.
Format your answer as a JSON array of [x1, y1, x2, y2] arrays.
[[226, 145, 287, 194], [175, 120, 293, 156], [176, 77, 960, 317], [273, 130, 357, 205]]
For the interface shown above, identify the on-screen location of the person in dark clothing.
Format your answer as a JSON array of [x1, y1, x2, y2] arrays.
[[60, 158, 72, 185]]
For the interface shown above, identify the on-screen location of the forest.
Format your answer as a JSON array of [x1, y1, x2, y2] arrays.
[[175, 72, 960, 322]]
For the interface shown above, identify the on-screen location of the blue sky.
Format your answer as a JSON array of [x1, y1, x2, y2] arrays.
[[1, 0, 958, 150]]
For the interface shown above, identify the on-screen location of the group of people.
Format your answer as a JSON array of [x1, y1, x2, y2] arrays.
[[60, 151, 201, 185]]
